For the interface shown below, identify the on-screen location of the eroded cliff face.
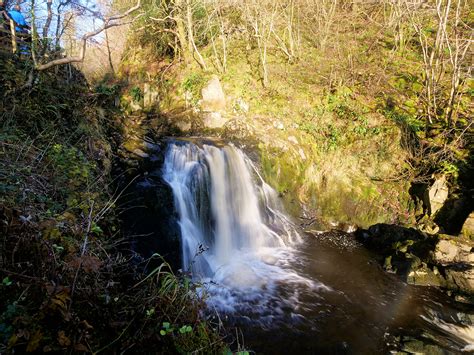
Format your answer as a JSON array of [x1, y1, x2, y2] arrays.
[[116, 70, 413, 229]]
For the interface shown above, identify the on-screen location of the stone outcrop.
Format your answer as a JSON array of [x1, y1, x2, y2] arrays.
[[356, 224, 474, 299], [200, 76, 228, 129], [434, 238, 474, 265], [424, 175, 449, 216], [201, 75, 226, 112], [462, 212, 474, 237]]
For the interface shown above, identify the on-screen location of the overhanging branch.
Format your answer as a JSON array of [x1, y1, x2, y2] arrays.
[[35, 0, 141, 71]]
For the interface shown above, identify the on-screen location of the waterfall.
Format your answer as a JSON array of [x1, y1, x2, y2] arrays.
[[163, 140, 321, 315]]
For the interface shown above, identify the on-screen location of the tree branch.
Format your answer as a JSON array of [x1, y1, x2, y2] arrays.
[[35, 0, 141, 71]]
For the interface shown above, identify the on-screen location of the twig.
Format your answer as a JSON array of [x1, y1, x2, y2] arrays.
[[35, 0, 141, 71]]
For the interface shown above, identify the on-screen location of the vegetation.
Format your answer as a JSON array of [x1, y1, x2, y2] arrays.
[[119, 0, 472, 228], [0, 0, 472, 352], [0, 57, 226, 352]]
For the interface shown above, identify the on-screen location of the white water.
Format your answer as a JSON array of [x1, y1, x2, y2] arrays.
[[160, 140, 474, 351], [163, 141, 325, 315]]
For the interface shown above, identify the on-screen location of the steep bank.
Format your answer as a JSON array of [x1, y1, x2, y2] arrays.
[[0, 58, 226, 353]]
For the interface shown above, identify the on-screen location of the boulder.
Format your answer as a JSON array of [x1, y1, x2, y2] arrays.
[[434, 237, 474, 265], [424, 175, 449, 216], [203, 112, 227, 129], [356, 224, 474, 296], [201, 75, 226, 112], [462, 212, 474, 237], [444, 267, 474, 294]]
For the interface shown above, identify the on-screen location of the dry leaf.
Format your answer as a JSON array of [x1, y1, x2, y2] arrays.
[[57, 330, 71, 347], [67, 255, 102, 273], [26, 330, 42, 352]]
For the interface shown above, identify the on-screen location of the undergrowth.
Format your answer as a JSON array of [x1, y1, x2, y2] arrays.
[[0, 58, 226, 353]]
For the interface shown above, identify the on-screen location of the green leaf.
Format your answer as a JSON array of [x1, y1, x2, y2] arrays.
[[2, 277, 12, 286], [160, 330, 166, 336], [162, 322, 170, 329], [146, 308, 155, 317], [91, 224, 103, 235]]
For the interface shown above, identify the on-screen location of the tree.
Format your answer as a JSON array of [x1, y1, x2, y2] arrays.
[[28, 0, 141, 71]]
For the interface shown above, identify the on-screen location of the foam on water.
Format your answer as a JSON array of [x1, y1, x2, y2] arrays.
[[163, 141, 327, 320]]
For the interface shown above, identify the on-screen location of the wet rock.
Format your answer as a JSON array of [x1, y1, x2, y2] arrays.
[[120, 175, 182, 271], [132, 148, 149, 158], [358, 224, 474, 297], [401, 339, 444, 355], [407, 264, 445, 287], [201, 75, 226, 112], [444, 266, 474, 294], [356, 223, 429, 256], [424, 175, 449, 216], [144, 141, 161, 152]]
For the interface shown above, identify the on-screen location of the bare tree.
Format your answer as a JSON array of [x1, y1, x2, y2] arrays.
[[242, 0, 278, 87], [406, 0, 471, 127], [35, 0, 141, 71]]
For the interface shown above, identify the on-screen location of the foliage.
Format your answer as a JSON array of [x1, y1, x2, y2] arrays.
[[129, 85, 143, 102], [0, 57, 226, 353], [182, 71, 208, 106]]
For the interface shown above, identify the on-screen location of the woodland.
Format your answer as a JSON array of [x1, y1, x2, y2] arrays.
[[0, 0, 473, 353]]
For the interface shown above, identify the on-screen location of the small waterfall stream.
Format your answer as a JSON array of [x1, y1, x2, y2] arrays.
[[160, 139, 474, 352]]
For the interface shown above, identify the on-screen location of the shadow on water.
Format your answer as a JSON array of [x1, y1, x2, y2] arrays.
[[234, 231, 474, 354]]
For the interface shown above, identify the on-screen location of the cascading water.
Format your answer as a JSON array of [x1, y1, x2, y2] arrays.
[[163, 140, 323, 316], [158, 139, 474, 352]]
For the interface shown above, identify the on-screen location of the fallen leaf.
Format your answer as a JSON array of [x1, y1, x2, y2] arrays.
[[26, 330, 42, 352], [57, 330, 71, 347], [66, 255, 102, 273]]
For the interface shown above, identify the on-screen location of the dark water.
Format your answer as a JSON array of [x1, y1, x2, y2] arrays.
[[135, 138, 473, 354], [218, 232, 474, 354]]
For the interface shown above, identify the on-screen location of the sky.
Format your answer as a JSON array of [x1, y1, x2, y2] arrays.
[[12, 0, 109, 43]]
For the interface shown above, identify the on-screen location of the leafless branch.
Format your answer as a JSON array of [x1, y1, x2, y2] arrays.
[[35, 0, 141, 71]]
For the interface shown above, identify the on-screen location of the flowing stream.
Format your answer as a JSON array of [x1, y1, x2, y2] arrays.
[[162, 139, 474, 353]]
